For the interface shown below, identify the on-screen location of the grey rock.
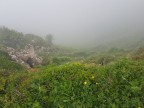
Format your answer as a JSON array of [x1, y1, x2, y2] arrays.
[[7, 44, 43, 68]]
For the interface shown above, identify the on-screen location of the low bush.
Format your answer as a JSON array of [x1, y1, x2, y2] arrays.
[[2, 59, 143, 108], [52, 56, 71, 65]]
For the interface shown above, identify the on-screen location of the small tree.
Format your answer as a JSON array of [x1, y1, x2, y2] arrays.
[[45, 34, 53, 46]]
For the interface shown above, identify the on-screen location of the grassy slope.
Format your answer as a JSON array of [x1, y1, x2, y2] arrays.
[[1, 59, 144, 108], [92, 35, 144, 52], [0, 50, 26, 107], [0, 27, 144, 107]]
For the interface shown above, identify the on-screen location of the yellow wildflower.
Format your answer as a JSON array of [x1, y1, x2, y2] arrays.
[[84, 81, 87, 85], [96, 82, 99, 85], [91, 76, 95, 79]]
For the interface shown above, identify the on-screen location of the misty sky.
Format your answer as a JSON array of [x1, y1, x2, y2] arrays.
[[0, 0, 144, 46]]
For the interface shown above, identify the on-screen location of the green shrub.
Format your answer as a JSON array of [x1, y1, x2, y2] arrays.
[[3, 60, 143, 108], [52, 56, 71, 65]]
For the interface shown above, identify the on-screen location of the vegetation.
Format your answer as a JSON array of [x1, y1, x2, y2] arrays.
[[0, 27, 144, 107], [0, 27, 49, 49], [0, 57, 144, 108]]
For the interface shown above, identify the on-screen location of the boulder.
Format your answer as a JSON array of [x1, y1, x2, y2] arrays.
[[7, 44, 43, 68]]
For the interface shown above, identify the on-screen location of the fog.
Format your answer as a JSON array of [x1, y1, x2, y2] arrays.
[[0, 0, 144, 47]]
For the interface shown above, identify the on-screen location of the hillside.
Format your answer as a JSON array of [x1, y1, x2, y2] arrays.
[[0, 57, 144, 107], [0, 27, 144, 108], [92, 34, 144, 52], [0, 27, 54, 49], [0, 27, 58, 68]]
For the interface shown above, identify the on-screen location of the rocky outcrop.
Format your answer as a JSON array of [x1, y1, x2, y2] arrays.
[[7, 44, 42, 68]]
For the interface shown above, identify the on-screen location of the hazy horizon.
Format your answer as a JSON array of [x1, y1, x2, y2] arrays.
[[0, 0, 144, 47]]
